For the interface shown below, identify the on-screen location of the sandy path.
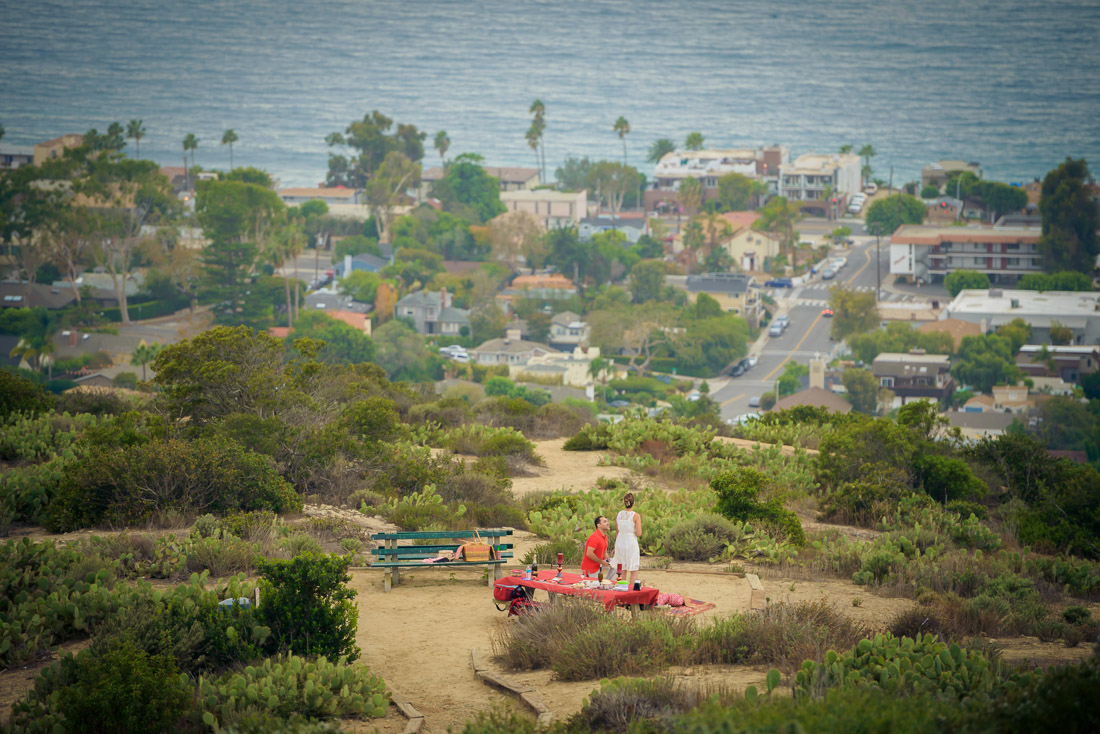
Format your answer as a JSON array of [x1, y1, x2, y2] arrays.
[[510, 437, 638, 497]]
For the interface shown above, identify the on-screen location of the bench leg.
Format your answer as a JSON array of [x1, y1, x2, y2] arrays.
[[488, 563, 501, 587], [392, 567, 400, 587], [384, 569, 392, 592]]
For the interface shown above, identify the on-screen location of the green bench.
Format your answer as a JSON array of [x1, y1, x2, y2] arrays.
[[370, 529, 514, 591]]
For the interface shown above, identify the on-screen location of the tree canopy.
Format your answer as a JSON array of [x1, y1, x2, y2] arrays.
[[864, 194, 925, 236], [325, 111, 425, 187], [944, 270, 991, 297], [1038, 158, 1099, 274], [431, 154, 506, 223]]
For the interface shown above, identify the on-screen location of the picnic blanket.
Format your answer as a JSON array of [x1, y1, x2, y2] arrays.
[[662, 598, 716, 617]]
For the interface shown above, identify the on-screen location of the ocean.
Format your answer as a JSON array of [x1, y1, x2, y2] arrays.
[[3, 0, 1099, 188]]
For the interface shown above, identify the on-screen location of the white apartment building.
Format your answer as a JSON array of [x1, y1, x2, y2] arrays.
[[889, 224, 1041, 284], [778, 153, 862, 213], [644, 146, 789, 212], [500, 189, 587, 229]]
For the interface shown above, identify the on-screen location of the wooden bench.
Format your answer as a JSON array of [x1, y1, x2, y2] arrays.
[[370, 529, 514, 591]]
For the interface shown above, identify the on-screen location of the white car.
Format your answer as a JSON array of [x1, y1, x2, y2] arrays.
[[832, 257, 847, 269]]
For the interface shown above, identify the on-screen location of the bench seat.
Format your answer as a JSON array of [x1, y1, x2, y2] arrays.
[[370, 528, 515, 591]]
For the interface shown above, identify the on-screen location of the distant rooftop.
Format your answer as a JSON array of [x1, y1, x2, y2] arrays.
[[947, 289, 1100, 320]]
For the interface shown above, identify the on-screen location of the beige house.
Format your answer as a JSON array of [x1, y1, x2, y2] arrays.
[[992, 384, 1032, 413], [500, 190, 587, 228], [515, 346, 610, 388], [470, 337, 558, 366], [722, 224, 781, 272], [683, 273, 763, 328], [34, 134, 84, 165]]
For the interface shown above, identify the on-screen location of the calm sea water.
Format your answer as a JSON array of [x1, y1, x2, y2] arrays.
[[3, 0, 1099, 188]]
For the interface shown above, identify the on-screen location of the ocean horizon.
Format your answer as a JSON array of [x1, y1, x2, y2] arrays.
[[3, 0, 1099, 189]]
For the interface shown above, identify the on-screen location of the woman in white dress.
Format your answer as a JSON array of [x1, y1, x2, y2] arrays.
[[614, 492, 642, 588]]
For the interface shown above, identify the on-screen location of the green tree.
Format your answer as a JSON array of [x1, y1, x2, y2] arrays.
[[920, 184, 940, 198], [528, 98, 547, 182], [847, 322, 955, 366], [951, 334, 1022, 392], [776, 361, 808, 397], [1049, 321, 1073, 345], [325, 111, 425, 187], [432, 153, 506, 223], [555, 155, 592, 191], [339, 269, 381, 303], [432, 130, 450, 168], [677, 177, 703, 219], [197, 178, 285, 325], [647, 138, 676, 164], [829, 285, 879, 340], [587, 160, 640, 215], [842, 367, 880, 414], [995, 318, 1032, 353], [944, 269, 991, 297], [716, 172, 752, 211], [979, 180, 1028, 221], [858, 144, 876, 185], [838, 144, 853, 154], [1018, 271, 1093, 291], [288, 310, 375, 364], [684, 132, 705, 151], [864, 194, 926, 236], [1038, 158, 1099, 274], [364, 151, 420, 243], [755, 196, 803, 265], [182, 133, 198, 190], [125, 119, 145, 159], [130, 342, 163, 381], [221, 128, 239, 170], [613, 116, 630, 166], [373, 319, 437, 381]]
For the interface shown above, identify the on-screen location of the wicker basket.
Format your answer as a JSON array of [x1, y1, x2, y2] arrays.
[[462, 531, 494, 562]]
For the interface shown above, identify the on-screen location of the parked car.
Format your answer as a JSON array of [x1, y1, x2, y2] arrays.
[[764, 277, 793, 288], [821, 267, 836, 280], [832, 257, 847, 269], [769, 323, 784, 337], [729, 362, 746, 377], [743, 355, 758, 369], [774, 314, 790, 329], [688, 390, 701, 402], [726, 412, 761, 426], [748, 396, 761, 408], [609, 399, 630, 409]]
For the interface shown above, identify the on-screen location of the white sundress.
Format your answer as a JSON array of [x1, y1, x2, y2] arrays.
[[614, 510, 641, 572]]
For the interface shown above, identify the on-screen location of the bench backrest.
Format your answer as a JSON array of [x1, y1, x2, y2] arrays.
[[371, 528, 514, 542], [371, 542, 513, 558]]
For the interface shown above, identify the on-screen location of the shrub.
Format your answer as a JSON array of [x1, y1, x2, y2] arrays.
[[521, 538, 584, 567], [222, 509, 280, 541], [185, 535, 259, 577], [564, 423, 612, 451], [711, 469, 805, 546], [198, 653, 388, 728], [277, 532, 325, 558], [551, 613, 695, 680], [1063, 605, 1092, 625], [47, 436, 301, 532], [664, 513, 740, 561], [571, 676, 733, 733], [493, 596, 608, 671], [530, 402, 591, 438], [0, 368, 54, 420], [257, 553, 359, 661], [819, 481, 907, 527], [460, 706, 539, 734], [53, 388, 131, 417], [55, 636, 193, 734]]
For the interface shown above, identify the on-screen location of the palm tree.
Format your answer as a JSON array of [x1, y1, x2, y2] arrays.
[[647, 138, 676, 164], [182, 133, 198, 191], [588, 356, 611, 402], [130, 342, 163, 381], [684, 132, 705, 151], [221, 128, 239, 170], [613, 116, 630, 166], [126, 119, 146, 158], [525, 121, 543, 177], [677, 177, 703, 221], [433, 130, 450, 168], [529, 99, 546, 182], [838, 144, 853, 155], [750, 179, 769, 210], [858, 144, 876, 187]]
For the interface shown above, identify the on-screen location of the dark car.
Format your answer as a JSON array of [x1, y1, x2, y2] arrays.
[[609, 399, 631, 408], [729, 363, 746, 377], [764, 277, 793, 288]]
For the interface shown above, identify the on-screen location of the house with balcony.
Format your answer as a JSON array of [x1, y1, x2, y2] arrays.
[[889, 224, 1042, 285], [777, 153, 862, 216], [683, 272, 762, 328], [943, 290, 1100, 346], [644, 146, 788, 214], [394, 288, 469, 336], [516, 346, 609, 388], [500, 190, 586, 229], [548, 311, 589, 349], [0, 144, 34, 170], [1016, 345, 1100, 384], [871, 351, 955, 408]]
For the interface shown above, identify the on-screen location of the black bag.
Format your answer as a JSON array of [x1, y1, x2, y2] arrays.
[[494, 584, 538, 615]]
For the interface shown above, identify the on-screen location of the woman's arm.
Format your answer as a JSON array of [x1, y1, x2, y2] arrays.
[[634, 513, 642, 539]]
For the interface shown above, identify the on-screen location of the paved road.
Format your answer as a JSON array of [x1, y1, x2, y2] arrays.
[[709, 234, 900, 421]]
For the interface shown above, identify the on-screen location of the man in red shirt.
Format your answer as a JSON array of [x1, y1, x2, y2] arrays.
[[581, 515, 612, 578]]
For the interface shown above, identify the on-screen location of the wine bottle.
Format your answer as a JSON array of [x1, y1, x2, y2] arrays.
[[531, 557, 538, 578]]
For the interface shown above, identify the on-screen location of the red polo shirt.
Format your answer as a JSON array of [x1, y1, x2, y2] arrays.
[[580, 530, 608, 575]]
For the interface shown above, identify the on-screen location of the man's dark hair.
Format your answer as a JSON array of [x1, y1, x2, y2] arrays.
[[593, 515, 605, 529]]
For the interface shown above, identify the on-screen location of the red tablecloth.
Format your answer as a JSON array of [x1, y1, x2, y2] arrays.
[[498, 570, 658, 611]]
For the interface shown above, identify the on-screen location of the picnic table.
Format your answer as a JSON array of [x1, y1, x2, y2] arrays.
[[497, 569, 659, 612]]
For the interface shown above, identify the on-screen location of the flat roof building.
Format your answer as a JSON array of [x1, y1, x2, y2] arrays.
[[944, 289, 1100, 345], [889, 224, 1041, 284]]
